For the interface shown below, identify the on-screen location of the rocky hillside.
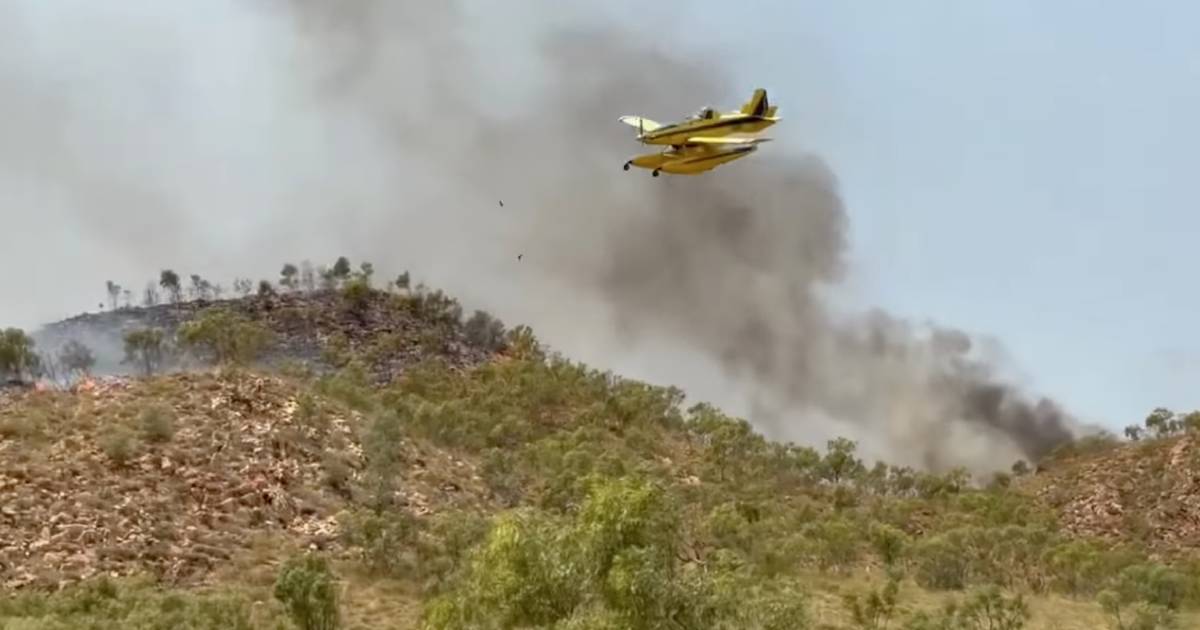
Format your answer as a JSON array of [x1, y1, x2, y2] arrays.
[[2, 272, 1200, 629], [33, 276, 502, 385], [1019, 421, 1200, 556], [0, 371, 494, 591]]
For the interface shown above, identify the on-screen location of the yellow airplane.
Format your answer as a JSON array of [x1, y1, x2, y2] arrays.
[[618, 88, 779, 176]]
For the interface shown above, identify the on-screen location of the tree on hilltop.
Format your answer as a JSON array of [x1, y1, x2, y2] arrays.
[[160, 270, 182, 304]]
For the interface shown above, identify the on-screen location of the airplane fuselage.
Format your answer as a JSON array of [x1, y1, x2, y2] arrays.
[[637, 114, 777, 146]]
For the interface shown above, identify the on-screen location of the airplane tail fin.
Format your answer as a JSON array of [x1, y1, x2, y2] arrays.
[[739, 88, 772, 117]]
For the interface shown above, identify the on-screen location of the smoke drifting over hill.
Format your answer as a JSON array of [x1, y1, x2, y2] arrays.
[[0, 0, 1080, 472]]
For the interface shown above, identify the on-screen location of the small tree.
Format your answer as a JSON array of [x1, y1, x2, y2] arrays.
[[356, 262, 374, 287], [142, 282, 160, 307], [274, 553, 340, 630], [1145, 407, 1176, 439], [0, 328, 41, 383], [58, 340, 96, 377], [341, 277, 372, 319], [233, 277, 254, 297], [178, 308, 273, 366], [1011, 460, 1031, 476], [281, 263, 299, 291], [189, 274, 214, 300], [394, 271, 411, 292], [821, 437, 866, 484], [123, 328, 167, 376], [159, 269, 182, 304], [331, 256, 352, 281], [105, 281, 121, 310], [464, 310, 507, 351]]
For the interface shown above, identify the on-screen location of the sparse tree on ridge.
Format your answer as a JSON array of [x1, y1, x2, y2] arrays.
[[234, 278, 254, 297], [281, 263, 299, 291], [332, 256, 352, 280], [143, 282, 160, 307], [123, 328, 168, 376], [105, 281, 121, 311], [160, 270, 182, 304]]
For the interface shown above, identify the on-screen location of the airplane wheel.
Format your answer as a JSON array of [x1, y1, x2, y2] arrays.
[[652, 169, 660, 177], [623, 162, 630, 171]]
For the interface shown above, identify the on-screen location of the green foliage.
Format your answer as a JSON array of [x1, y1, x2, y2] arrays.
[[1129, 406, 1200, 441], [463, 309, 507, 352], [0, 576, 279, 630], [138, 403, 176, 443], [178, 308, 273, 366], [421, 476, 804, 630], [0, 327, 41, 382], [339, 277, 371, 318], [869, 522, 909, 567], [99, 425, 139, 466], [123, 328, 168, 376], [338, 508, 419, 576], [842, 573, 900, 629], [273, 553, 340, 630], [903, 586, 1030, 630], [58, 339, 96, 376], [821, 437, 866, 484], [360, 409, 407, 513]]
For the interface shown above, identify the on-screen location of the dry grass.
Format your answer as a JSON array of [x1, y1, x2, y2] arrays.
[[798, 569, 1200, 629]]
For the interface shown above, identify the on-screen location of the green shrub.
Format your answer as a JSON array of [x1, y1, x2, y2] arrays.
[[99, 426, 139, 467], [178, 308, 273, 366], [273, 553, 340, 630], [138, 404, 176, 443]]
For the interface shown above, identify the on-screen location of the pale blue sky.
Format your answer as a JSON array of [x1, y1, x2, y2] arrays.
[[588, 1, 1200, 430]]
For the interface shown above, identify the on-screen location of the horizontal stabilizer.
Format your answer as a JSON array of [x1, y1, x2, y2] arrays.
[[618, 115, 662, 132]]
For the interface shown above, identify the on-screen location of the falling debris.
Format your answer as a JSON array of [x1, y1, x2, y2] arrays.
[[498, 200, 504, 207], [517, 254, 523, 261]]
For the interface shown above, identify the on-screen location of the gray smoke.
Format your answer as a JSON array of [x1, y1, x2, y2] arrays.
[[0, 0, 1082, 473]]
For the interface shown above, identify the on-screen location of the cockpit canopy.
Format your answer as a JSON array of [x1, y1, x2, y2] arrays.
[[691, 106, 717, 120]]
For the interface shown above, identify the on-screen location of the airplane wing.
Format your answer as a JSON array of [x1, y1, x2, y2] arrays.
[[618, 115, 663, 132], [682, 136, 772, 145]]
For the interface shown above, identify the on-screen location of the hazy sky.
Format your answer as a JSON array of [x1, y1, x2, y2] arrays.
[[2, 1, 1197, 436], [619, 0, 1200, 430]]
